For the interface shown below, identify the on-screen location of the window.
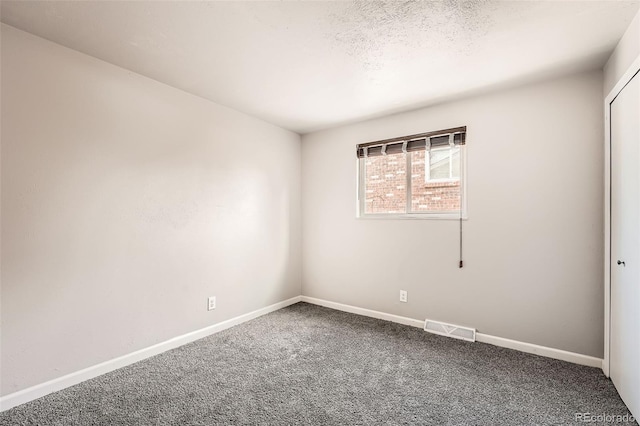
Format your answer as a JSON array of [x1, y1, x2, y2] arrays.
[[357, 127, 466, 218], [426, 146, 460, 182]]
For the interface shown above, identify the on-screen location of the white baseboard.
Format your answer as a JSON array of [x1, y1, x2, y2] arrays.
[[301, 296, 603, 369], [300, 296, 424, 328], [474, 333, 603, 368], [2, 294, 604, 412], [0, 295, 302, 412]]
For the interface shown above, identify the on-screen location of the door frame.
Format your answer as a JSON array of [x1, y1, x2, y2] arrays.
[[603, 54, 640, 378]]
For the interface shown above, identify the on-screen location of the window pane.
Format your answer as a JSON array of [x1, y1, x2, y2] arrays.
[[411, 150, 461, 213], [451, 148, 460, 178], [429, 148, 451, 180], [430, 149, 450, 164], [430, 161, 450, 180], [363, 152, 407, 214]]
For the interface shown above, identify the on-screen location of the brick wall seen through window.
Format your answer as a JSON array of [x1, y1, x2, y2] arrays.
[[362, 149, 462, 215]]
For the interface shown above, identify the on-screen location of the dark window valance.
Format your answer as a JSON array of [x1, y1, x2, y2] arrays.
[[356, 126, 466, 158]]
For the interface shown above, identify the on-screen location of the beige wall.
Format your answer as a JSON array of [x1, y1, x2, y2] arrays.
[[1, 13, 619, 397], [301, 70, 604, 358], [0, 24, 301, 396], [604, 10, 640, 95]]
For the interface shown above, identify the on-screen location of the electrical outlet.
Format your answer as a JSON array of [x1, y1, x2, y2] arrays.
[[399, 290, 408, 303], [207, 296, 216, 311]]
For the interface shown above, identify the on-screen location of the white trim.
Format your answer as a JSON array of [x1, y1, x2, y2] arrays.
[[301, 296, 603, 369], [603, 54, 640, 378], [300, 296, 424, 328], [356, 213, 469, 221], [474, 334, 602, 368], [604, 90, 611, 378], [0, 296, 302, 412], [1, 294, 604, 412], [605, 55, 640, 104]]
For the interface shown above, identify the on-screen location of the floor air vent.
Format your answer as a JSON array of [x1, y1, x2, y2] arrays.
[[424, 319, 476, 342]]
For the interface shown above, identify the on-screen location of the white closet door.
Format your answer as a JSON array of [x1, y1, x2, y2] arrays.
[[610, 70, 640, 419]]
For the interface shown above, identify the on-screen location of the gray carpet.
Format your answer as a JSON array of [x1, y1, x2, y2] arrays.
[[0, 302, 635, 425]]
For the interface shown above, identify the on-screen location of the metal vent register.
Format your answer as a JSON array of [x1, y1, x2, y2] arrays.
[[424, 319, 476, 342]]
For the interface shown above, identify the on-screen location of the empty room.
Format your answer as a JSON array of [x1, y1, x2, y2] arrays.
[[1, 1, 639, 424]]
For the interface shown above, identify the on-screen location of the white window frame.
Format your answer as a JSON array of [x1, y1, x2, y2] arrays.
[[357, 146, 467, 220], [425, 146, 461, 183]]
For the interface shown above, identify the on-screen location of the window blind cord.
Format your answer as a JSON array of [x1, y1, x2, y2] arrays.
[[459, 213, 463, 268], [459, 146, 464, 269]]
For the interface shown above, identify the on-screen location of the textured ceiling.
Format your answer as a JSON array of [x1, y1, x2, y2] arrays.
[[2, 1, 639, 134]]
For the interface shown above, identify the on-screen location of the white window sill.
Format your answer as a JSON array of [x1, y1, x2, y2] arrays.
[[424, 178, 461, 184], [356, 213, 468, 220]]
